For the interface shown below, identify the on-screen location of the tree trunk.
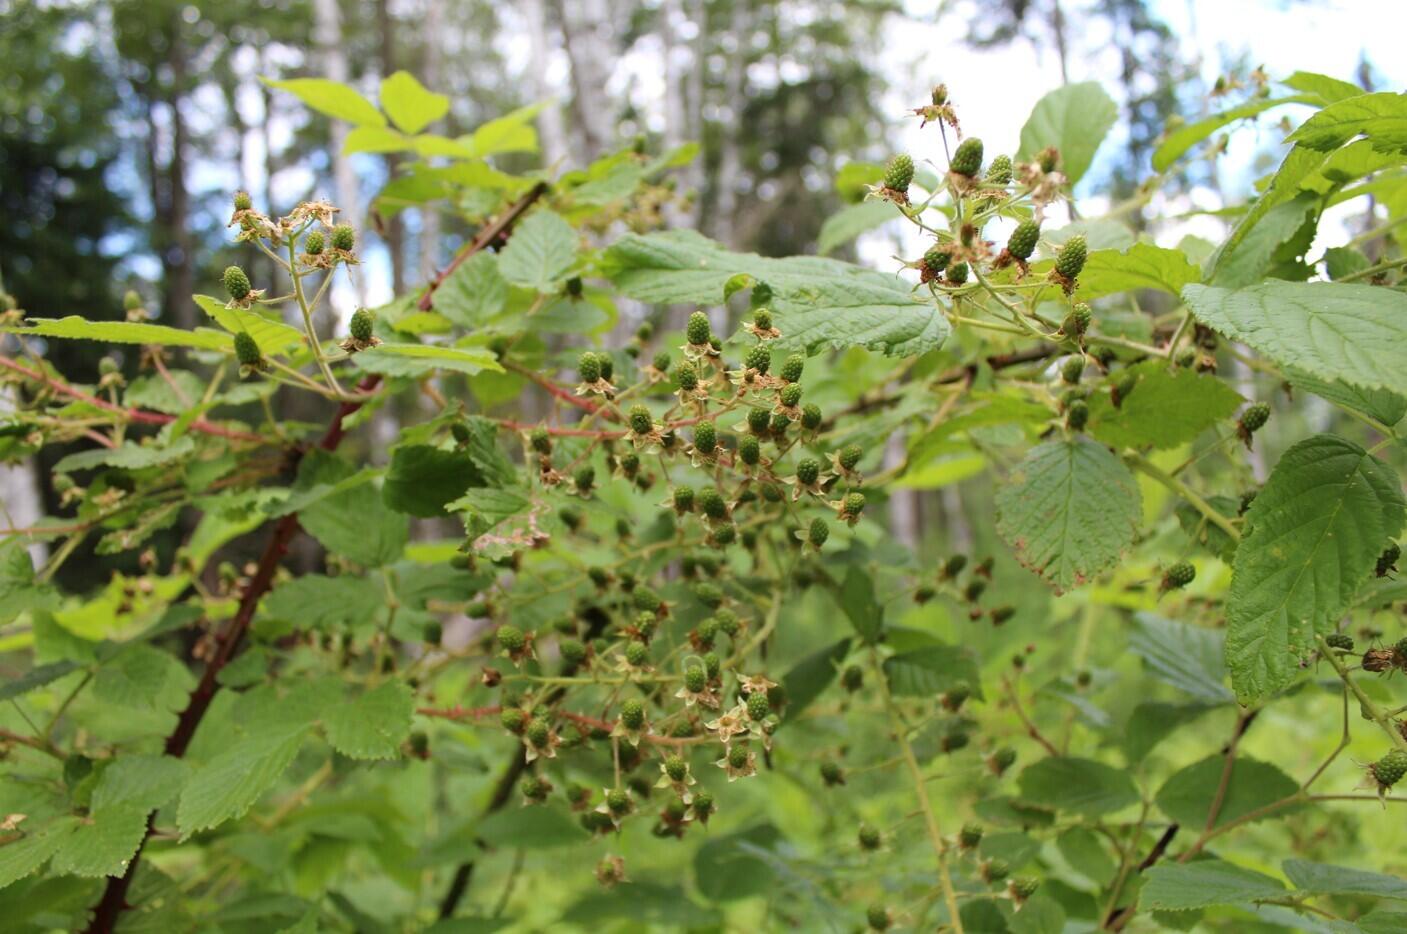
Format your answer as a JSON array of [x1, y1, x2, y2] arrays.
[[558, 0, 614, 161], [312, 0, 365, 304], [523, 0, 569, 168], [419, 0, 444, 283], [709, 0, 748, 249], [377, 0, 406, 295]]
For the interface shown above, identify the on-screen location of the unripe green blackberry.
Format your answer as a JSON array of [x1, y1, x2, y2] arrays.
[[122, 290, 143, 311], [1063, 303, 1092, 337], [739, 435, 761, 466], [714, 608, 739, 636], [839, 664, 862, 692], [761, 482, 784, 503], [867, 905, 890, 931], [232, 190, 253, 211], [857, 823, 882, 850], [694, 618, 718, 649], [1240, 402, 1270, 434], [624, 641, 649, 668], [606, 787, 631, 814], [693, 421, 716, 455], [350, 308, 374, 342], [779, 384, 803, 409], [673, 485, 696, 513], [1371, 750, 1407, 788], [796, 458, 820, 486], [559, 638, 586, 666], [684, 665, 707, 693], [883, 153, 914, 192], [331, 223, 356, 252], [629, 405, 653, 435], [820, 760, 845, 786], [770, 412, 791, 434], [1007, 219, 1041, 260], [574, 465, 595, 493], [673, 361, 699, 391], [1061, 355, 1084, 383], [1055, 235, 1087, 279], [922, 245, 951, 274], [746, 692, 769, 721], [1066, 399, 1089, 432], [744, 407, 770, 435], [597, 354, 615, 381], [983, 858, 1010, 883], [1162, 561, 1195, 591], [843, 492, 866, 517], [234, 332, 262, 367], [985, 154, 1013, 186], [525, 717, 550, 748], [744, 344, 771, 374], [618, 452, 640, 476], [941, 683, 971, 712], [620, 699, 646, 731], [1376, 542, 1400, 577], [530, 427, 552, 455], [1037, 146, 1061, 173], [959, 822, 983, 849], [501, 708, 527, 734], [808, 517, 830, 548], [1010, 877, 1040, 900], [521, 775, 550, 801], [946, 261, 969, 285], [780, 353, 805, 383], [634, 611, 658, 638], [497, 625, 526, 653], [424, 621, 443, 645], [703, 651, 721, 680], [711, 522, 737, 547], [1325, 633, 1354, 651], [753, 307, 773, 331], [223, 265, 252, 301], [687, 311, 711, 345], [698, 487, 726, 521], [633, 586, 662, 612], [950, 137, 984, 177], [727, 744, 750, 769], [663, 755, 689, 782], [990, 746, 1017, 775], [304, 229, 325, 255], [635, 321, 654, 341], [839, 444, 863, 472], [801, 404, 823, 431], [652, 350, 671, 372], [578, 352, 602, 383]]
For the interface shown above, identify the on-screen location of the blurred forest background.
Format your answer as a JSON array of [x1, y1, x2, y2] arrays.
[[0, 0, 1396, 589]]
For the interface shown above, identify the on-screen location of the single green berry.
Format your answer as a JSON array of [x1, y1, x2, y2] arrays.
[[304, 229, 325, 255], [629, 405, 653, 435], [1371, 750, 1407, 788], [779, 384, 803, 408], [223, 265, 252, 301], [820, 760, 845, 786], [727, 744, 750, 769], [1006, 219, 1040, 260], [843, 492, 866, 517], [923, 245, 951, 274], [711, 524, 737, 547], [684, 665, 707, 693], [884, 153, 914, 192], [558, 504, 583, 529], [951, 136, 984, 176], [754, 307, 773, 331], [744, 344, 771, 374], [983, 858, 1010, 882], [698, 487, 726, 520], [687, 311, 711, 345], [673, 486, 696, 513], [663, 755, 688, 782], [525, 717, 551, 748], [620, 699, 646, 730], [780, 353, 805, 383], [841, 664, 863, 692], [715, 608, 739, 636], [959, 822, 983, 849], [122, 290, 143, 311], [331, 223, 355, 252], [633, 586, 662, 612], [606, 788, 631, 814], [1063, 303, 1092, 337], [232, 190, 253, 211], [946, 261, 969, 285], [1066, 399, 1089, 431], [597, 354, 615, 381], [578, 352, 602, 383], [1325, 633, 1354, 651], [739, 435, 761, 466], [990, 746, 1017, 775], [1061, 355, 1084, 383], [618, 452, 640, 476], [574, 465, 595, 493], [839, 444, 863, 471], [694, 617, 718, 648], [652, 350, 671, 372], [521, 776, 550, 800], [1377, 542, 1401, 577], [559, 638, 586, 666], [796, 458, 820, 486], [625, 641, 649, 668], [1162, 561, 1195, 591], [985, 153, 1013, 185], [801, 404, 823, 431], [703, 652, 721, 680], [858, 823, 882, 850], [747, 407, 772, 435], [746, 692, 769, 721], [673, 361, 699, 391], [808, 517, 830, 548], [350, 308, 374, 342], [501, 708, 527, 734], [497, 625, 526, 653], [867, 904, 891, 931], [234, 332, 262, 367], [1240, 402, 1270, 434], [692, 791, 714, 820], [1055, 235, 1087, 279], [530, 427, 552, 454], [770, 412, 791, 433], [693, 422, 717, 455], [424, 621, 443, 645], [1010, 876, 1040, 900]]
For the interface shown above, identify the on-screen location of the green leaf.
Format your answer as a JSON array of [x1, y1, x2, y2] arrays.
[[1285, 91, 1407, 152], [54, 436, 196, 474], [694, 824, 780, 902], [1208, 146, 1333, 279], [605, 230, 947, 358], [883, 644, 983, 699], [1124, 701, 1219, 763], [0, 660, 77, 702], [435, 252, 508, 328], [1175, 496, 1240, 563], [1287, 368, 1406, 427], [355, 342, 503, 378], [92, 754, 189, 812], [177, 724, 309, 837], [0, 541, 59, 626], [497, 210, 578, 293], [263, 77, 386, 127], [834, 565, 882, 643], [1016, 757, 1139, 817], [561, 882, 721, 928], [293, 452, 408, 567], [343, 125, 410, 155], [780, 637, 851, 723], [1153, 96, 1312, 172], [379, 70, 449, 134], [1075, 243, 1201, 300], [816, 200, 899, 255], [1183, 280, 1407, 392], [92, 644, 196, 713], [447, 487, 529, 539], [1281, 72, 1366, 105], [1, 316, 229, 350], [323, 681, 414, 760], [50, 802, 148, 877], [383, 445, 484, 518], [1017, 82, 1119, 185], [1155, 755, 1299, 830], [1206, 191, 1317, 288], [467, 103, 543, 157], [0, 817, 78, 889], [193, 295, 305, 355], [265, 574, 382, 633], [1283, 859, 1407, 900], [1226, 435, 1405, 702], [476, 806, 588, 850], [1129, 613, 1233, 703], [994, 438, 1141, 593], [1142, 860, 1286, 911], [1323, 246, 1372, 280], [1086, 361, 1242, 450], [125, 370, 206, 414]]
